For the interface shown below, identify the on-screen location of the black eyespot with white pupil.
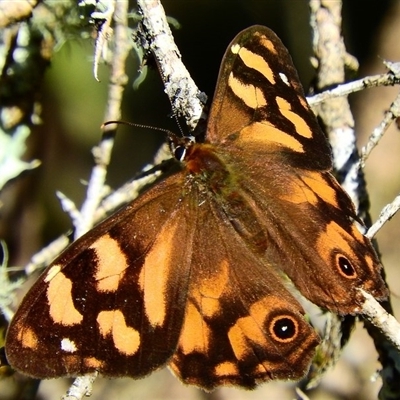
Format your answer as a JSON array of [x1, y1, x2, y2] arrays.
[[270, 315, 298, 343], [337, 255, 357, 279]]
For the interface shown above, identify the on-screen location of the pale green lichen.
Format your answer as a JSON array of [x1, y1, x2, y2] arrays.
[[0, 126, 40, 191], [0, 241, 25, 321]]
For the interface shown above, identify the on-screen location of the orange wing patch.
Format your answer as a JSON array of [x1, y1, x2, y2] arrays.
[[91, 234, 128, 292], [176, 301, 211, 356], [276, 97, 313, 139], [139, 219, 180, 328], [97, 310, 141, 356], [228, 73, 267, 109], [16, 326, 39, 350], [239, 122, 304, 153], [235, 46, 276, 84], [47, 272, 83, 326]]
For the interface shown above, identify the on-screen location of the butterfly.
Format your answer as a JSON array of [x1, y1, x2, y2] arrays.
[[5, 25, 388, 390]]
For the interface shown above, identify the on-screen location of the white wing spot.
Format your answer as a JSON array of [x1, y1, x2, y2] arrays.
[[44, 264, 62, 283], [61, 337, 77, 353], [231, 43, 241, 54], [279, 72, 290, 86]]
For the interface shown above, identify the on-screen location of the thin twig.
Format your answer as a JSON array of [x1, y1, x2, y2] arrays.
[[308, 0, 357, 381], [309, 2, 400, 399], [367, 193, 400, 239], [24, 235, 70, 275], [358, 89, 400, 168], [22, 147, 171, 277], [94, 144, 169, 220], [62, 372, 98, 400], [310, 0, 361, 206], [56, 191, 82, 232], [308, 70, 400, 107], [74, 0, 130, 240], [361, 291, 400, 349], [59, 3, 130, 396], [137, 0, 206, 130]]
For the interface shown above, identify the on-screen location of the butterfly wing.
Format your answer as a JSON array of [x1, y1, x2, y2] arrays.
[[205, 25, 388, 314], [6, 174, 195, 378], [168, 189, 319, 390]]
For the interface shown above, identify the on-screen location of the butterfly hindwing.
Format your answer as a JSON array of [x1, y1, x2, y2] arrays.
[[169, 194, 319, 389]]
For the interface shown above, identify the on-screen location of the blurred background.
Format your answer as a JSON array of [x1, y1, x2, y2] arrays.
[[1, 0, 400, 399]]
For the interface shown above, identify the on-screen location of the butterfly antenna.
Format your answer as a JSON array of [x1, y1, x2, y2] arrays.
[[102, 120, 171, 136], [147, 51, 186, 137], [170, 105, 186, 136]]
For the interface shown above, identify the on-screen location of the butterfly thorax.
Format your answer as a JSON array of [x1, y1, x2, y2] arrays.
[[184, 143, 230, 186], [183, 142, 268, 255]]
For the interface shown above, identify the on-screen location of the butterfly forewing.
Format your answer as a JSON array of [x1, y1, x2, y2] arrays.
[[6, 175, 194, 378], [207, 25, 331, 171]]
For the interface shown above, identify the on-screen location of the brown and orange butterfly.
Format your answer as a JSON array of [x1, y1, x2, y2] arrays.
[[5, 25, 388, 390]]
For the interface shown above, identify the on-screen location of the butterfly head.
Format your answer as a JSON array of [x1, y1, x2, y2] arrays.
[[168, 132, 196, 162]]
